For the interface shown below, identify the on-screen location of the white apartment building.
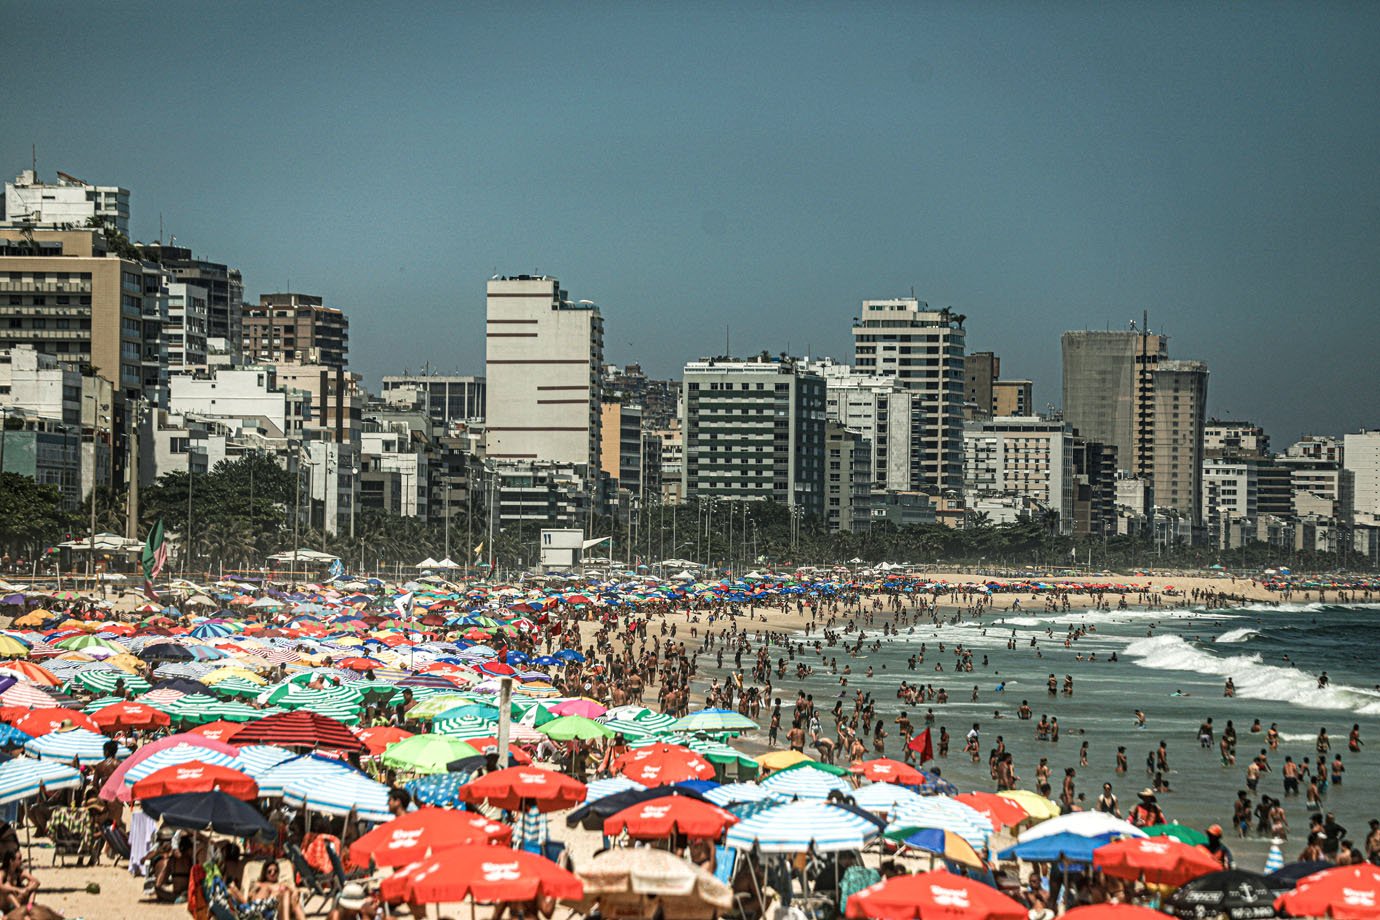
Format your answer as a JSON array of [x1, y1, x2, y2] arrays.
[[166, 282, 209, 369], [851, 298, 966, 492], [0, 346, 81, 423], [806, 359, 918, 493], [2, 170, 130, 235], [1344, 431, 1380, 525], [1286, 435, 1344, 464], [962, 417, 1074, 532], [168, 367, 304, 440], [484, 276, 603, 467]]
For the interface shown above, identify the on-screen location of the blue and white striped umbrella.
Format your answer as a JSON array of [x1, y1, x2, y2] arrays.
[[234, 745, 295, 777], [0, 758, 82, 804], [190, 623, 235, 639], [853, 783, 928, 815], [25, 729, 128, 765], [252, 753, 357, 798], [705, 782, 783, 807], [584, 776, 645, 804], [282, 766, 390, 822], [887, 796, 992, 847], [1264, 838, 1285, 873], [760, 766, 853, 801], [726, 801, 877, 853], [120, 743, 243, 789]]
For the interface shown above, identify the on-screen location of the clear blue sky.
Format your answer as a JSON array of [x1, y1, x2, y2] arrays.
[[5, 2, 1378, 442]]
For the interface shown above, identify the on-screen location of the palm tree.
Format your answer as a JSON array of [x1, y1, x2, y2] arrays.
[[197, 519, 258, 571]]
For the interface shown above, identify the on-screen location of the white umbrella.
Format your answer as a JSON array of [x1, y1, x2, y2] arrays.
[[726, 801, 876, 853], [1017, 810, 1147, 843]]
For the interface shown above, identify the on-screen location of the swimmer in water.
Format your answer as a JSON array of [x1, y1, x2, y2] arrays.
[[1134, 710, 1147, 728]]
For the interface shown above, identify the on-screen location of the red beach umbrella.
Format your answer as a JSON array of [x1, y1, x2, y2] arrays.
[[845, 869, 1028, 920], [1062, 906, 1174, 920], [852, 758, 927, 785], [612, 743, 715, 785], [1276, 864, 1380, 919], [227, 710, 366, 753], [1093, 837, 1222, 887], [460, 766, 587, 812], [349, 807, 512, 868], [380, 844, 583, 904], [954, 791, 1029, 829], [14, 707, 98, 735], [186, 720, 244, 743], [131, 761, 258, 801], [356, 725, 414, 756], [603, 795, 738, 840], [90, 702, 171, 732]]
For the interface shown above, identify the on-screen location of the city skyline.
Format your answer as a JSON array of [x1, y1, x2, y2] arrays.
[[3, 3, 1378, 442]]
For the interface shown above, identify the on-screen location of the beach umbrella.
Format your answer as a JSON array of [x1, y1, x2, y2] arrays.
[[998, 831, 1119, 863], [0, 661, 59, 686], [1017, 810, 1146, 842], [380, 843, 583, 904], [845, 868, 1028, 920], [282, 764, 391, 822], [13, 707, 97, 735], [760, 764, 852, 802], [883, 827, 985, 868], [433, 714, 497, 740], [380, 735, 480, 774], [25, 727, 127, 764], [726, 801, 876, 853], [583, 776, 645, 804], [888, 796, 993, 847], [1275, 863, 1380, 919], [357, 725, 413, 755], [228, 710, 366, 753], [549, 698, 607, 718], [954, 792, 1029, 830], [90, 701, 171, 732], [574, 847, 732, 916], [406, 773, 467, 808], [853, 757, 927, 786], [1269, 861, 1332, 888], [614, 743, 715, 785], [567, 785, 712, 830], [132, 761, 258, 801], [141, 790, 273, 838], [186, 720, 244, 743], [672, 708, 758, 733], [206, 676, 264, 699], [405, 694, 475, 720], [461, 766, 587, 812], [99, 733, 241, 800], [1094, 837, 1222, 887], [1166, 869, 1279, 920], [539, 715, 614, 741], [253, 752, 357, 796], [0, 635, 31, 658], [0, 758, 82, 804], [1144, 823, 1211, 847], [1263, 841, 1285, 874], [755, 749, 814, 771], [997, 788, 1062, 821], [852, 782, 928, 815], [604, 795, 738, 841], [349, 807, 512, 868], [0, 724, 32, 747]]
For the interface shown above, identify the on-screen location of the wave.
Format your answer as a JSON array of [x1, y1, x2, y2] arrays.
[[996, 617, 1045, 627], [1215, 627, 1259, 644], [1123, 634, 1380, 715]]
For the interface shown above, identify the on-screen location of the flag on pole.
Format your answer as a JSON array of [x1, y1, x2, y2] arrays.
[[141, 518, 167, 600], [907, 727, 934, 764], [473, 542, 484, 558], [326, 558, 344, 582], [393, 593, 414, 617]]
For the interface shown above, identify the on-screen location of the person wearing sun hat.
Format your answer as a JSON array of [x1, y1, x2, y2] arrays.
[[1202, 823, 1234, 868], [1128, 788, 1166, 827]]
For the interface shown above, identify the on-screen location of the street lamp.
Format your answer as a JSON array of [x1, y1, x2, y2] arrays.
[[83, 393, 111, 586]]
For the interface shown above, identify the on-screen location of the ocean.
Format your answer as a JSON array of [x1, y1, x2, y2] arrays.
[[714, 601, 1380, 870]]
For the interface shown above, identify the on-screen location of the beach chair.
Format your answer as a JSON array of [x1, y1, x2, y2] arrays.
[[714, 845, 736, 887], [286, 843, 337, 912], [324, 842, 367, 887], [101, 822, 131, 867]]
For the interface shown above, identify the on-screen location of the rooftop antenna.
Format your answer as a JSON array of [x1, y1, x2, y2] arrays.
[[159, 213, 164, 244], [31, 143, 36, 176], [725, 324, 730, 357]]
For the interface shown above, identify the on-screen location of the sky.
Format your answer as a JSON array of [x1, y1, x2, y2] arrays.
[[4, 2, 1378, 442]]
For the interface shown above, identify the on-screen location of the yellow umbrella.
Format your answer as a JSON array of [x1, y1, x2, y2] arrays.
[[104, 653, 146, 674], [333, 637, 366, 647], [756, 749, 815, 771], [0, 636, 30, 658], [14, 610, 53, 627], [203, 666, 267, 686], [53, 651, 95, 663], [997, 789, 1061, 820]]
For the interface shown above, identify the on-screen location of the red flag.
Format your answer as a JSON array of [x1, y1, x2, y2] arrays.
[[907, 727, 934, 764]]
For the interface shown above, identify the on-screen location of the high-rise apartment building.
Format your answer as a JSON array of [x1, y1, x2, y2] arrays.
[[824, 422, 871, 533], [807, 359, 918, 493], [242, 293, 349, 371], [165, 282, 209, 368], [1149, 360, 1209, 521], [962, 416, 1074, 532], [484, 276, 603, 467], [965, 351, 999, 420], [1204, 420, 1269, 459], [993, 379, 1033, 417], [851, 298, 966, 492], [1061, 329, 1168, 476], [600, 400, 645, 498], [2, 170, 130, 235], [681, 355, 825, 517], [138, 243, 244, 359], [380, 374, 486, 428], [1344, 431, 1380, 525]]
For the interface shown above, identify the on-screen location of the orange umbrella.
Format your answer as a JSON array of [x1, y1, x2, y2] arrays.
[[14, 707, 98, 735], [613, 743, 716, 785], [132, 761, 258, 801], [186, 720, 244, 744], [1275, 863, 1380, 919], [380, 844, 583, 904], [357, 725, 414, 756], [460, 766, 586, 813], [90, 702, 171, 732], [955, 791, 1029, 829], [846, 869, 1027, 920], [348, 808, 511, 867], [0, 661, 59, 686], [603, 795, 738, 840], [853, 757, 927, 785], [1093, 837, 1222, 887]]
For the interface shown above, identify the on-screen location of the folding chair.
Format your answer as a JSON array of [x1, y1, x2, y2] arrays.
[[286, 844, 337, 912]]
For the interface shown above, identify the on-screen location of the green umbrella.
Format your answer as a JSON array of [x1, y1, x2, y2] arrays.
[[379, 734, 480, 774], [602, 718, 671, 740], [207, 676, 264, 699], [405, 693, 476, 720], [538, 715, 614, 741], [672, 709, 759, 733], [56, 634, 125, 651], [1144, 823, 1210, 846], [772, 759, 852, 778], [67, 670, 151, 695], [433, 714, 497, 740], [166, 694, 283, 724], [274, 686, 363, 725]]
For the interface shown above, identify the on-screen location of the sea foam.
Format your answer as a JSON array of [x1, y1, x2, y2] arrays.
[[1123, 634, 1380, 715], [1214, 627, 1260, 644]]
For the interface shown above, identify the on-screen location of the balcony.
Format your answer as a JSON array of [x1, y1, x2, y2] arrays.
[[0, 281, 92, 293]]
